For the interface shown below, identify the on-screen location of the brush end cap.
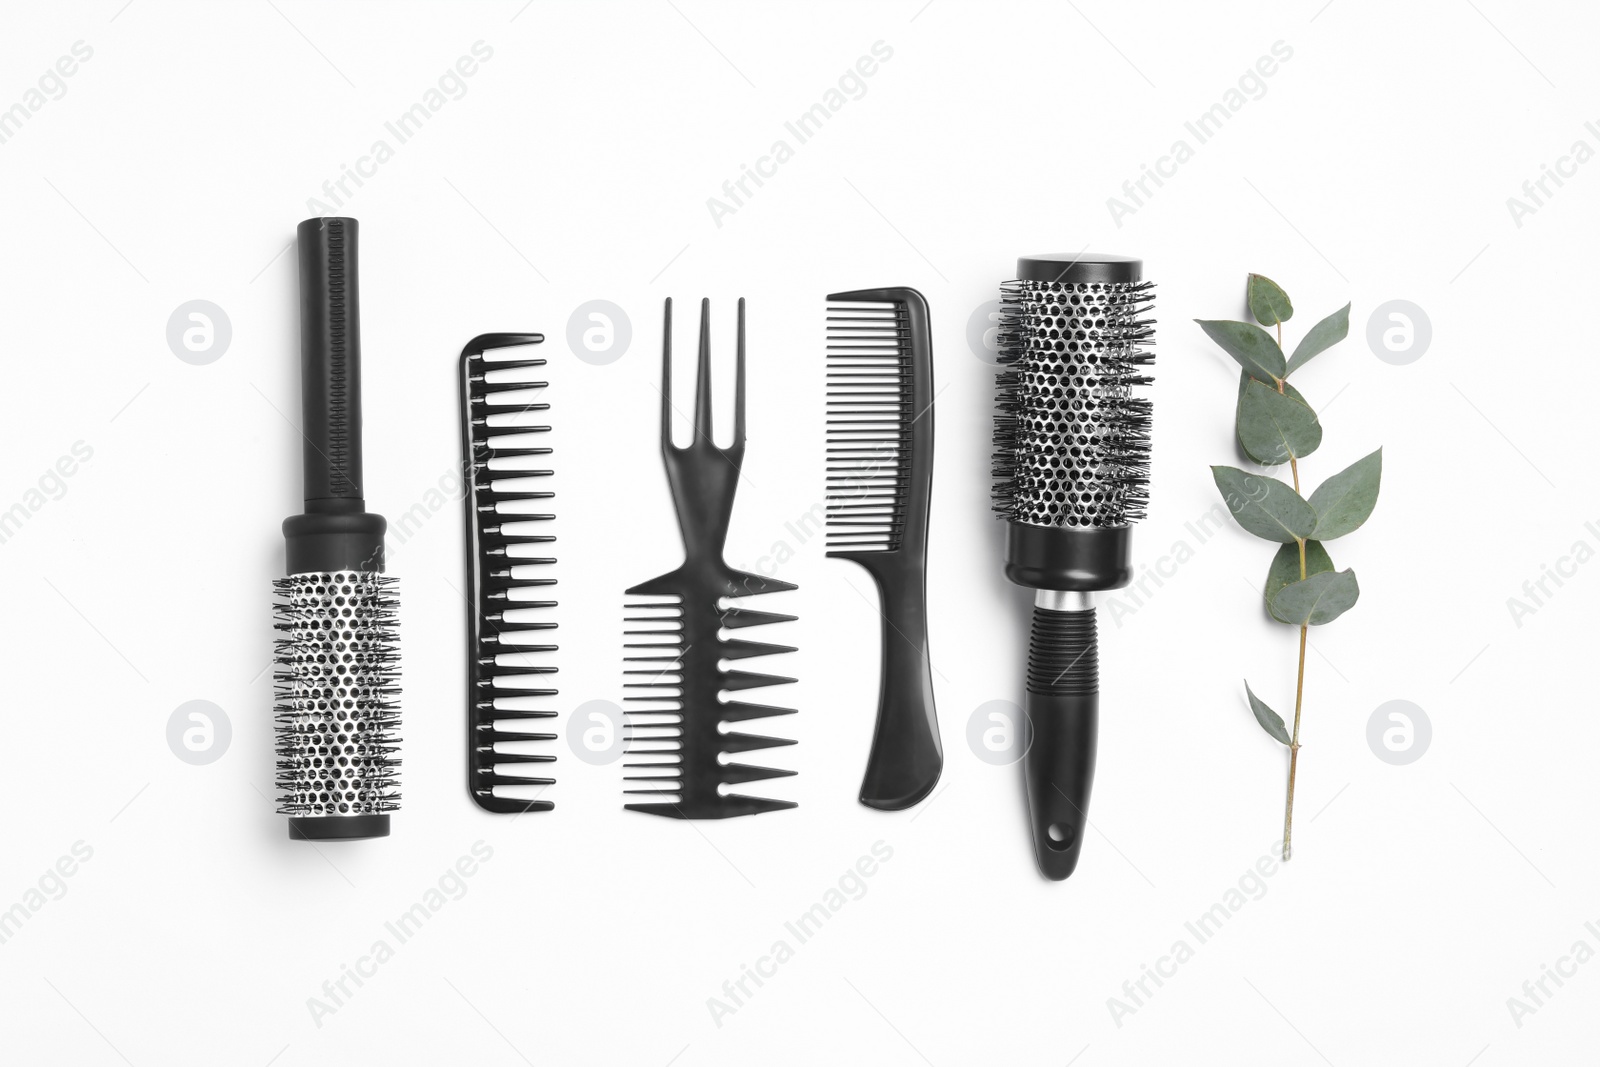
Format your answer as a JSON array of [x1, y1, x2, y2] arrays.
[[288, 814, 390, 841], [1016, 253, 1142, 285]]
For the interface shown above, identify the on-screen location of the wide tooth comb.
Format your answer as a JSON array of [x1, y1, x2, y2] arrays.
[[622, 298, 798, 819], [460, 332, 557, 815], [824, 288, 942, 811]]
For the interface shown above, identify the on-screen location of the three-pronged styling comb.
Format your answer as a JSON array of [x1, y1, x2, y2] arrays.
[[623, 299, 799, 818]]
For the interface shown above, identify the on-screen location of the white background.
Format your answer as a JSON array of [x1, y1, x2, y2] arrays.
[[0, 1, 1593, 1063]]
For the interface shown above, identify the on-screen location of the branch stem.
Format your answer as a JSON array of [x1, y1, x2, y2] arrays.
[[1284, 535, 1308, 860], [1284, 622, 1307, 859]]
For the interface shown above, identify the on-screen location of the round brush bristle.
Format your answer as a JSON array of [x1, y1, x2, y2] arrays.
[[273, 570, 401, 829], [992, 278, 1155, 529]]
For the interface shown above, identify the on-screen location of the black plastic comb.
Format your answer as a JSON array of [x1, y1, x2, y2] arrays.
[[460, 332, 558, 814], [623, 298, 799, 819], [825, 287, 942, 810]]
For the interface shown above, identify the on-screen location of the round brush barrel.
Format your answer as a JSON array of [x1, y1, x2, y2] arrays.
[[992, 253, 1154, 880], [275, 216, 399, 842]]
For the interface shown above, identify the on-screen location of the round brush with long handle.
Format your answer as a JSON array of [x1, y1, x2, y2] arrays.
[[274, 216, 400, 841], [992, 254, 1153, 880]]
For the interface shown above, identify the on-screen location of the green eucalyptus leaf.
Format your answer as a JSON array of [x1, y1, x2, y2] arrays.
[[1245, 681, 1291, 745], [1235, 372, 1308, 445], [1236, 371, 1308, 406], [1286, 302, 1351, 376], [1247, 274, 1294, 327], [1237, 380, 1322, 466], [1197, 319, 1286, 382], [1270, 568, 1360, 626], [1210, 466, 1317, 543], [1307, 448, 1382, 539], [1265, 540, 1333, 622]]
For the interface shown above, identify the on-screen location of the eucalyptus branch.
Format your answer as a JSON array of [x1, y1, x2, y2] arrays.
[[1199, 275, 1380, 862]]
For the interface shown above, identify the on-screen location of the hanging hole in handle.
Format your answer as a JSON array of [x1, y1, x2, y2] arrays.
[[1046, 823, 1076, 850]]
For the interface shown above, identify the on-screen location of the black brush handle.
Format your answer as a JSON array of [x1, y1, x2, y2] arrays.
[[858, 563, 942, 810], [284, 216, 384, 577], [1024, 605, 1098, 881], [296, 216, 364, 507]]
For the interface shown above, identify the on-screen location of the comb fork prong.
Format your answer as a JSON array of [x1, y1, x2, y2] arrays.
[[693, 297, 714, 445]]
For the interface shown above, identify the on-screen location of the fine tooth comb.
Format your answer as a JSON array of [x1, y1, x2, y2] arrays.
[[460, 332, 558, 814], [825, 287, 942, 810], [623, 298, 799, 819], [992, 253, 1155, 880]]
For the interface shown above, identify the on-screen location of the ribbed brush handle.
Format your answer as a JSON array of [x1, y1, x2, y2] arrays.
[[296, 216, 364, 506], [1023, 606, 1098, 881]]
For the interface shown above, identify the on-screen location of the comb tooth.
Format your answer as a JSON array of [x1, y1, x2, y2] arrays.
[[719, 731, 798, 754], [719, 637, 797, 660], [473, 395, 550, 410], [476, 446, 552, 459], [724, 572, 797, 597], [720, 607, 797, 629], [474, 379, 550, 394], [720, 700, 798, 722], [476, 487, 554, 505], [471, 415, 551, 432], [720, 669, 796, 691], [481, 772, 555, 788], [719, 762, 798, 785], [471, 794, 554, 814], [474, 705, 559, 718], [483, 684, 559, 699], [471, 360, 546, 378], [479, 751, 557, 765]]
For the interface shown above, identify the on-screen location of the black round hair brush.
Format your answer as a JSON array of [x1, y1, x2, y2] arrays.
[[992, 253, 1153, 880], [273, 217, 400, 841]]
